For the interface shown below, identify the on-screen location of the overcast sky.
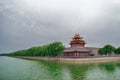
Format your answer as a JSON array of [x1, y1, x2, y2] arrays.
[[0, 0, 120, 54]]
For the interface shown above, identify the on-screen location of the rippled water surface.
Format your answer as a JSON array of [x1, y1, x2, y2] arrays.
[[0, 56, 120, 80]]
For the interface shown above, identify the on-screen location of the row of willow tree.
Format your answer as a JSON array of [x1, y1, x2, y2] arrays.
[[98, 44, 120, 55], [7, 42, 65, 56]]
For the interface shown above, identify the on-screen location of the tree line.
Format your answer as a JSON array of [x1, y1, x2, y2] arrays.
[[98, 44, 120, 55], [7, 42, 65, 56]]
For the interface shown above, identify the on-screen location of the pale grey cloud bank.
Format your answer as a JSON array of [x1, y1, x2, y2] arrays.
[[0, 0, 120, 53]]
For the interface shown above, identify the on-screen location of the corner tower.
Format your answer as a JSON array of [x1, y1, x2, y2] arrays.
[[69, 34, 86, 47]]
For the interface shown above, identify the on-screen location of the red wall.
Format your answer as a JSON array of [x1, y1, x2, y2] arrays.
[[63, 51, 89, 57]]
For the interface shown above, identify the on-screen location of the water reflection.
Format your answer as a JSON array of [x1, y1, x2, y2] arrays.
[[86, 62, 120, 80], [37, 60, 120, 80], [63, 63, 93, 80], [39, 61, 63, 80], [1, 56, 120, 80], [98, 63, 116, 72], [38, 60, 94, 80]]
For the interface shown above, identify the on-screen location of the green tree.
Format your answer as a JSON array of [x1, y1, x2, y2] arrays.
[[98, 48, 105, 55], [98, 45, 115, 55], [114, 47, 120, 54], [103, 45, 115, 55], [51, 42, 65, 56], [7, 41, 65, 57]]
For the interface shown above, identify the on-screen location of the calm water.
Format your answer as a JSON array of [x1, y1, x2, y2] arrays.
[[0, 56, 120, 80]]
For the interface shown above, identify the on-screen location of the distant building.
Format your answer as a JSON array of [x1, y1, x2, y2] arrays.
[[62, 34, 99, 57]]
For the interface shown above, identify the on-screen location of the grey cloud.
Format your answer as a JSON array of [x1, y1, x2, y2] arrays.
[[0, 0, 120, 53]]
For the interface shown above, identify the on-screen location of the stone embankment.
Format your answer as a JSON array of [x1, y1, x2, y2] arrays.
[[15, 56, 120, 63]]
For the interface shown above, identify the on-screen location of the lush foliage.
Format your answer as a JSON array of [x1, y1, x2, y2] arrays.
[[98, 44, 120, 55], [7, 42, 65, 56], [98, 48, 106, 55], [114, 47, 120, 54], [104, 45, 115, 55]]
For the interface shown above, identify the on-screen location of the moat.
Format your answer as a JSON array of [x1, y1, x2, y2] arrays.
[[1, 56, 120, 80]]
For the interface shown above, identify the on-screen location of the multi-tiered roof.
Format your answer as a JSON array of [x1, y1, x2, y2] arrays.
[[70, 34, 86, 47]]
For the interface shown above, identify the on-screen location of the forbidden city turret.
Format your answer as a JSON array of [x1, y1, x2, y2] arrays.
[[69, 34, 86, 47], [62, 34, 99, 57]]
